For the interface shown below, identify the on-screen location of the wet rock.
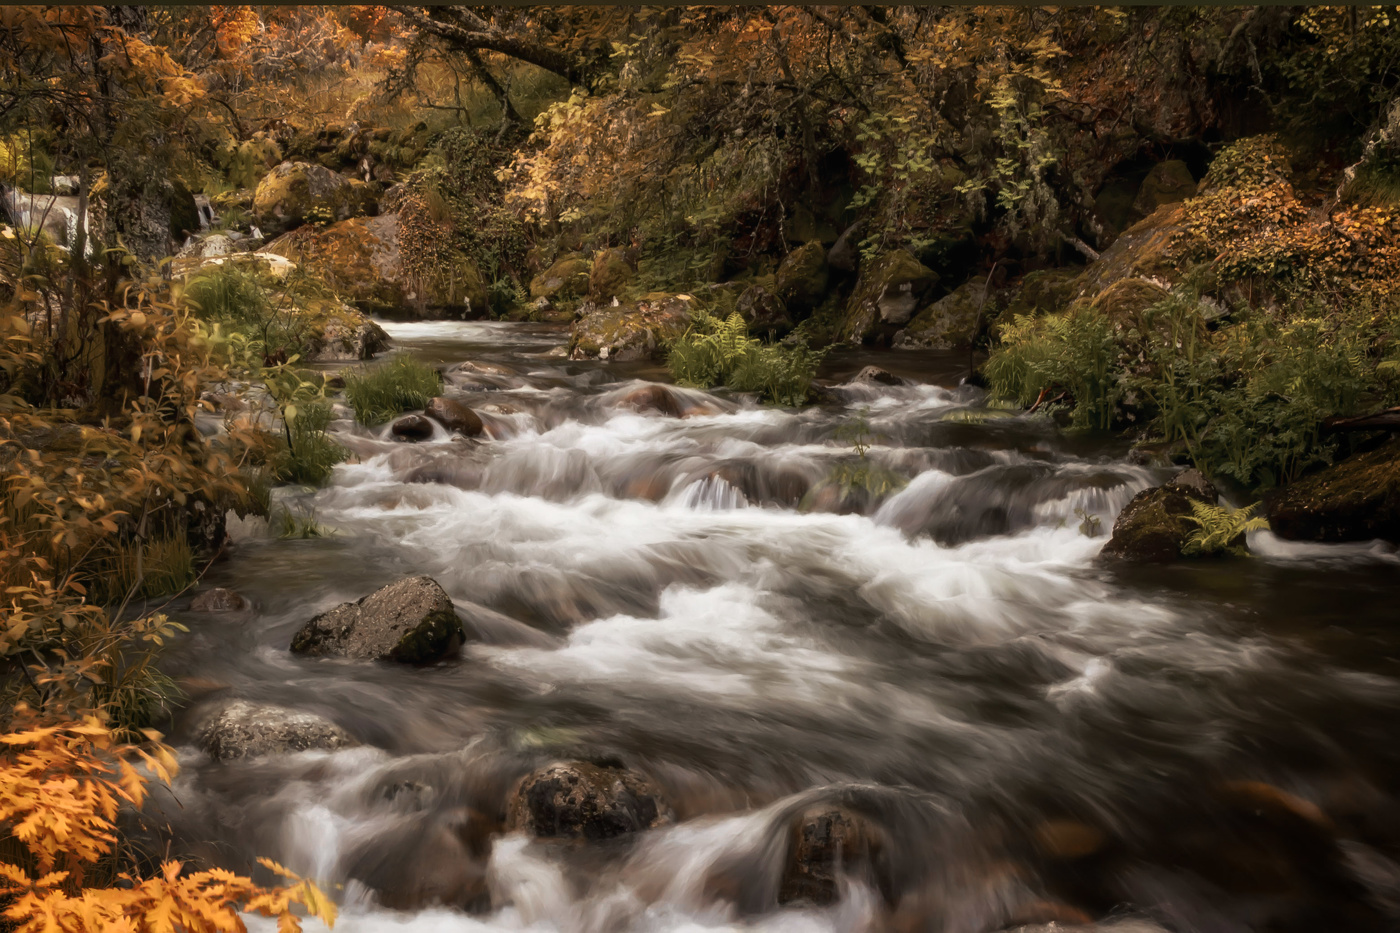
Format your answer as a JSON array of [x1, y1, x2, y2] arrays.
[[425, 397, 484, 436], [841, 250, 939, 344], [340, 808, 492, 912], [896, 279, 988, 350], [615, 384, 683, 418], [1132, 159, 1197, 218], [736, 284, 793, 335], [851, 366, 909, 387], [506, 760, 672, 840], [1265, 438, 1400, 544], [390, 413, 436, 441], [827, 220, 865, 273], [589, 247, 635, 301], [571, 294, 694, 361], [775, 241, 829, 315], [1216, 780, 1334, 834], [530, 254, 591, 303], [189, 587, 248, 612], [253, 161, 370, 237], [779, 807, 885, 906], [1100, 469, 1219, 562], [290, 575, 463, 662], [196, 700, 355, 761]]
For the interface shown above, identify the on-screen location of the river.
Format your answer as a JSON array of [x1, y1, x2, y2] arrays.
[[153, 320, 1400, 933]]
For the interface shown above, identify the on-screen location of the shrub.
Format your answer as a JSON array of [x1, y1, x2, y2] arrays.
[[668, 311, 825, 407], [343, 355, 442, 425]]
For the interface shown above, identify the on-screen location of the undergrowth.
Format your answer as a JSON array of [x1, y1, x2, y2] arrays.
[[668, 310, 825, 407], [343, 355, 443, 425]]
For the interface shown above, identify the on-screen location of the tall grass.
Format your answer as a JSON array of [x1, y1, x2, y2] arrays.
[[343, 355, 443, 425]]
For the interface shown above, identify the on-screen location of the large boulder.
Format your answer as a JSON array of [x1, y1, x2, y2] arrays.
[[290, 575, 463, 663], [571, 293, 695, 361], [195, 700, 356, 761], [895, 279, 988, 350], [253, 161, 372, 237], [530, 254, 591, 303], [1265, 439, 1400, 544], [1100, 469, 1219, 562], [840, 250, 939, 344], [506, 760, 672, 841], [264, 214, 487, 317], [1072, 202, 1189, 302], [589, 248, 635, 301], [306, 310, 390, 363], [775, 241, 830, 315]]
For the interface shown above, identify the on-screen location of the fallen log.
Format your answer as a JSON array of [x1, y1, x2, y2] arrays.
[[1321, 407, 1400, 434]]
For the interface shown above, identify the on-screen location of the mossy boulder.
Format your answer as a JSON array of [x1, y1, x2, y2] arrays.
[[571, 293, 695, 362], [195, 700, 356, 761], [895, 279, 988, 350], [589, 248, 636, 301], [775, 241, 830, 315], [736, 284, 793, 335], [264, 214, 487, 317], [1072, 203, 1189, 303], [1132, 159, 1197, 217], [840, 250, 939, 344], [305, 305, 390, 363], [530, 254, 592, 303], [1265, 439, 1400, 543], [290, 575, 463, 663], [253, 161, 370, 237], [1100, 469, 1220, 562]]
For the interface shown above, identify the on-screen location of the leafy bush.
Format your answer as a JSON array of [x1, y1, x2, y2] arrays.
[[343, 355, 442, 425], [668, 311, 825, 407], [985, 289, 1400, 489], [982, 307, 1122, 430]]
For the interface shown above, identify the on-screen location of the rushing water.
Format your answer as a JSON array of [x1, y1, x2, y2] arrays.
[[152, 321, 1400, 933]]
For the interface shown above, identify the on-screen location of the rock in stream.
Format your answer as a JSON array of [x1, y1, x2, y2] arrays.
[[290, 575, 463, 662]]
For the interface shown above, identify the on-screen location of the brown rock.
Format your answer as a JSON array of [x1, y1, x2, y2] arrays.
[[779, 807, 885, 906], [425, 397, 483, 436], [1265, 438, 1400, 544], [616, 384, 683, 418], [391, 413, 436, 441], [190, 587, 248, 612], [1033, 819, 1107, 859], [290, 575, 463, 663], [506, 760, 672, 841]]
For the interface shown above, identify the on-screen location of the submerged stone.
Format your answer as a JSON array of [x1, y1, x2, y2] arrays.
[[290, 575, 462, 662], [189, 587, 248, 612], [779, 806, 885, 906], [425, 396, 484, 436]]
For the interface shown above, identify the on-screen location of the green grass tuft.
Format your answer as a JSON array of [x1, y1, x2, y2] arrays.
[[343, 355, 443, 425]]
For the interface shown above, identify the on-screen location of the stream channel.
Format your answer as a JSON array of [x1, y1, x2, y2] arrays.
[[153, 320, 1400, 933]]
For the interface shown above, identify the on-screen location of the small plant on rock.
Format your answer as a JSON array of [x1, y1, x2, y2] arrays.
[[1181, 501, 1271, 557]]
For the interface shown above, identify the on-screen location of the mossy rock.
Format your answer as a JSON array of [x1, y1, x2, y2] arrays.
[[1072, 203, 1189, 302], [1088, 276, 1173, 332], [290, 575, 462, 663], [1265, 439, 1400, 544], [840, 249, 939, 344], [530, 254, 591, 302], [264, 214, 486, 318], [736, 284, 793, 335], [589, 248, 635, 301], [253, 161, 367, 237], [992, 268, 1081, 337], [1132, 160, 1197, 217], [895, 279, 987, 350], [775, 241, 830, 315], [1101, 469, 1220, 562], [571, 294, 694, 361]]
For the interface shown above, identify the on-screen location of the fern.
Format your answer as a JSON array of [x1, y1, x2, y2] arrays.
[[1181, 500, 1271, 557], [667, 311, 824, 406]]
